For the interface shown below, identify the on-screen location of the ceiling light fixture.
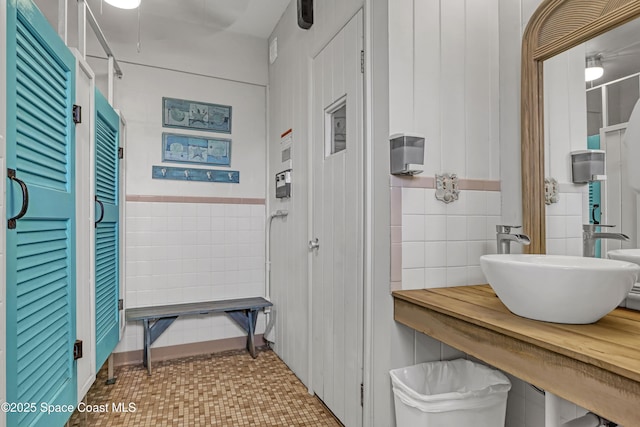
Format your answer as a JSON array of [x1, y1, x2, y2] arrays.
[[585, 56, 604, 82], [104, 0, 141, 10]]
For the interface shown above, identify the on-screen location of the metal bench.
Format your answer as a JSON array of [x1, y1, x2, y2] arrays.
[[125, 297, 273, 375]]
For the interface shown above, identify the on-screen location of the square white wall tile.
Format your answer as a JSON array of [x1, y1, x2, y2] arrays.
[[424, 215, 447, 241], [402, 188, 426, 214], [565, 192, 583, 216], [123, 202, 266, 351], [446, 267, 467, 286], [446, 241, 467, 266], [402, 242, 426, 269], [402, 268, 426, 290], [467, 216, 487, 240], [425, 242, 447, 268], [486, 192, 501, 216], [424, 268, 447, 288], [425, 189, 447, 214], [466, 191, 487, 215], [403, 215, 426, 241], [447, 216, 467, 241]]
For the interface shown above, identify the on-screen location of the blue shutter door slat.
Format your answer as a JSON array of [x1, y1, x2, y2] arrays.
[[94, 89, 120, 369], [6, 1, 77, 426]]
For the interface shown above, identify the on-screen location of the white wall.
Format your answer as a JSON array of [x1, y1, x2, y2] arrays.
[[542, 45, 591, 256], [267, 0, 363, 388], [31, 0, 269, 357], [390, 0, 500, 180], [91, 61, 267, 199], [399, 187, 502, 290], [0, 0, 7, 425], [544, 45, 588, 184], [387, 2, 509, 426], [85, 58, 269, 354], [499, 1, 591, 425]]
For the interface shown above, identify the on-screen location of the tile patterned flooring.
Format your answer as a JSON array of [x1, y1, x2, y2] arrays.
[[69, 348, 342, 426]]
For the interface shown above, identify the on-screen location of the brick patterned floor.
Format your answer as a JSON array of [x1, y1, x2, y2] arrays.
[[68, 348, 342, 427]]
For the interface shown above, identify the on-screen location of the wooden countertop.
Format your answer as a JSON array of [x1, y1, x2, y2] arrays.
[[393, 285, 640, 426]]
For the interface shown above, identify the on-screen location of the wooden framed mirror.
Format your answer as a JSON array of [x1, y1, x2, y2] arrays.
[[522, 0, 640, 253]]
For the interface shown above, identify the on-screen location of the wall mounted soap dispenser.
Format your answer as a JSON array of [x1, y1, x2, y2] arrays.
[[390, 133, 425, 175], [571, 149, 606, 183]]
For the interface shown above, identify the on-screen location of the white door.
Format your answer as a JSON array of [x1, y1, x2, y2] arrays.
[[310, 10, 364, 427]]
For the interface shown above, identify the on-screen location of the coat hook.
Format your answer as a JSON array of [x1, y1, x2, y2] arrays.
[[207, 171, 212, 180], [184, 170, 190, 179], [161, 168, 167, 177]]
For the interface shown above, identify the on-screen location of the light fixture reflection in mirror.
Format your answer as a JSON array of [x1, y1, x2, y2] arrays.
[[585, 56, 604, 82], [104, 0, 141, 9]]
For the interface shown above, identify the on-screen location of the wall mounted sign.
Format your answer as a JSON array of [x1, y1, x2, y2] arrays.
[[162, 132, 231, 166], [163, 97, 232, 133], [152, 166, 239, 184]]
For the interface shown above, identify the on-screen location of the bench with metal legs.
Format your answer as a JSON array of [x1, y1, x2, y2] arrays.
[[126, 297, 272, 375]]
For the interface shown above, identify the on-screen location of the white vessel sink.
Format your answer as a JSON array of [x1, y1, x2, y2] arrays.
[[607, 248, 640, 265], [480, 254, 640, 324]]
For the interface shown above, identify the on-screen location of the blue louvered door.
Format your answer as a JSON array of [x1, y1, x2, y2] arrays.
[[5, 1, 77, 426], [94, 90, 120, 369]]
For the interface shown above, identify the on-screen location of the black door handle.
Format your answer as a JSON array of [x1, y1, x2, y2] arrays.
[[7, 168, 28, 229], [95, 195, 104, 228]]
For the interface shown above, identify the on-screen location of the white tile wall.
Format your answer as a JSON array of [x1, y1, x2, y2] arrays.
[[398, 184, 597, 427], [546, 190, 589, 256], [116, 201, 266, 353], [401, 188, 501, 290]]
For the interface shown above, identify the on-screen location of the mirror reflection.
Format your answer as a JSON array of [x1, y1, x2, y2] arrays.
[[543, 18, 640, 259]]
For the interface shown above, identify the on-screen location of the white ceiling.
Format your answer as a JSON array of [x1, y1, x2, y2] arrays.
[[37, 0, 290, 43]]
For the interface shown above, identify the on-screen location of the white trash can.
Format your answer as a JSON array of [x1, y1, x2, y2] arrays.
[[390, 359, 511, 427]]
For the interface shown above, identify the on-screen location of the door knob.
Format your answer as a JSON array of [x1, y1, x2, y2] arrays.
[[309, 238, 320, 250]]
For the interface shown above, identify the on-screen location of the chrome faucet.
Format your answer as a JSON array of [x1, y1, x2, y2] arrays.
[[582, 224, 629, 257], [496, 225, 531, 254]]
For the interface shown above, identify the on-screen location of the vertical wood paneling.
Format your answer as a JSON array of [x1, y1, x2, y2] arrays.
[[545, 53, 571, 182], [465, 0, 492, 179], [344, 18, 363, 427], [489, 0, 501, 180], [441, 0, 467, 175], [499, 0, 526, 224], [567, 46, 588, 154], [311, 12, 363, 426], [267, 0, 364, 392], [544, 46, 587, 185], [388, 0, 414, 135], [414, 0, 442, 176]]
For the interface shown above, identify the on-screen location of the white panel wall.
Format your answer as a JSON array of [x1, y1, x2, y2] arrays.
[[543, 46, 590, 255], [499, 0, 591, 425], [32, 0, 269, 354], [267, 0, 363, 387], [117, 201, 266, 352], [88, 61, 267, 199], [389, 0, 500, 180], [388, 1, 506, 425], [0, 1, 6, 425], [546, 189, 588, 256], [87, 30, 267, 354], [544, 45, 588, 183]]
